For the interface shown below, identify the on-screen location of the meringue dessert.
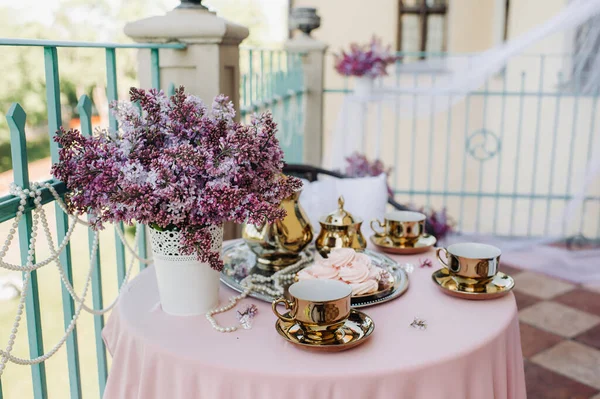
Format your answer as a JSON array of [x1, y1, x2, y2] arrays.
[[297, 248, 391, 296]]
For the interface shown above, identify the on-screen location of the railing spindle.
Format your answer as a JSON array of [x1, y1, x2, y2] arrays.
[[77, 95, 108, 396], [150, 48, 160, 89], [563, 68, 581, 236], [442, 90, 454, 210], [260, 50, 265, 102], [44, 45, 83, 399], [105, 48, 127, 285], [457, 93, 472, 232], [249, 50, 254, 104], [269, 51, 274, 99], [526, 56, 545, 236], [510, 73, 527, 235], [426, 74, 436, 208], [393, 61, 401, 198], [7, 103, 48, 399], [544, 73, 564, 236], [409, 73, 418, 203], [475, 80, 491, 232], [492, 72, 508, 234], [578, 87, 599, 235]]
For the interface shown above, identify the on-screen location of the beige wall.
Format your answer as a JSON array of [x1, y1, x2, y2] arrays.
[[447, 0, 496, 52], [294, 0, 399, 51]]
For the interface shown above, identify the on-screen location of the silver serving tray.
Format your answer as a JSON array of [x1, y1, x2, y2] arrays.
[[220, 240, 409, 308]]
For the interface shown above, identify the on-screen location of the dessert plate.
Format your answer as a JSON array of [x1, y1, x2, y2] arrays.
[[275, 309, 374, 352], [220, 241, 409, 308], [370, 234, 437, 255], [431, 268, 515, 300]]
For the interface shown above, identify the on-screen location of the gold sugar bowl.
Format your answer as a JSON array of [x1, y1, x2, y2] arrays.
[[315, 196, 367, 258]]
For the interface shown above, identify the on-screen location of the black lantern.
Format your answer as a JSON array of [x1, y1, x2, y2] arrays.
[[177, 0, 207, 9]]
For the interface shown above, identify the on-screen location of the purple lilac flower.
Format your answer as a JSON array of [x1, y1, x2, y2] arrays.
[[334, 36, 399, 78], [52, 86, 302, 271]]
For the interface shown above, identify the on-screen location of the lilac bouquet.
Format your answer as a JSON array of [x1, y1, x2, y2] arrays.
[[334, 36, 398, 78], [52, 87, 301, 271]]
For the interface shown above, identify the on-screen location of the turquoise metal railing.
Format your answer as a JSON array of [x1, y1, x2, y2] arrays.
[[0, 38, 184, 399], [239, 48, 306, 163], [323, 51, 600, 240]]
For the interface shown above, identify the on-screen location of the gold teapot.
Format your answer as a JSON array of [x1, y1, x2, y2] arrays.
[[242, 189, 313, 270], [315, 196, 367, 257]]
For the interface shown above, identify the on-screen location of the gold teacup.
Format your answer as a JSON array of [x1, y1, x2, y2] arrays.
[[436, 242, 502, 284], [371, 211, 426, 246], [272, 279, 352, 342]]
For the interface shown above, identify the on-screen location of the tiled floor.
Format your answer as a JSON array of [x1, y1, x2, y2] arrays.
[[510, 265, 600, 398]]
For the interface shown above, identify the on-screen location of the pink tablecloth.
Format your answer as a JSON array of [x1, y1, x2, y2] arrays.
[[102, 245, 526, 399]]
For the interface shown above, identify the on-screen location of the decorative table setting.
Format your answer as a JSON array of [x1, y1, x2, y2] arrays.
[[101, 242, 525, 399], [46, 86, 525, 398], [100, 169, 524, 398]]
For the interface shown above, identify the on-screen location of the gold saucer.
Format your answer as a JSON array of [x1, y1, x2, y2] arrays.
[[431, 268, 515, 300], [370, 234, 437, 255], [275, 309, 374, 352]]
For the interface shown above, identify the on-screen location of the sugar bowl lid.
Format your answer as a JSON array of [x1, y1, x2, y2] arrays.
[[320, 196, 362, 225]]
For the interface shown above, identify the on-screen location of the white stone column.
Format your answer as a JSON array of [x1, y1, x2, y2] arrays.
[[124, 4, 249, 239], [285, 8, 328, 167], [124, 4, 249, 119]]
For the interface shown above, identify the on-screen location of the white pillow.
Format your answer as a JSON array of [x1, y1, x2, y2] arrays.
[[299, 174, 388, 237]]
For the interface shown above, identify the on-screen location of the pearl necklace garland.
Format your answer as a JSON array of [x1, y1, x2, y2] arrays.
[[205, 254, 312, 333], [1, 180, 309, 365], [0, 182, 143, 377]]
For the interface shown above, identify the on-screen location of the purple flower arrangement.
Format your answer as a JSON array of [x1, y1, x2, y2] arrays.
[[334, 36, 398, 78], [52, 87, 301, 271]]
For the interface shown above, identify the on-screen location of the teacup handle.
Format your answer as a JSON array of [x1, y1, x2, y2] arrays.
[[370, 219, 386, 237], [436, 248, 449, 269], [271, 298, 295, 323]]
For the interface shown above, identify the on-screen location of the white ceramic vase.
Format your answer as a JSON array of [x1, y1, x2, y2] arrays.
[[149, 225, 223, 316], [353, 76, 375, 99]]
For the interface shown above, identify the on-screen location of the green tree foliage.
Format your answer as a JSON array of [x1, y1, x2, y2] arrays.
[[0, 0, 176, 172], [0, 0, 280, 173]]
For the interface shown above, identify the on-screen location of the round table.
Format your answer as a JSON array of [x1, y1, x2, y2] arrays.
[[102, 244, 526, 399]]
